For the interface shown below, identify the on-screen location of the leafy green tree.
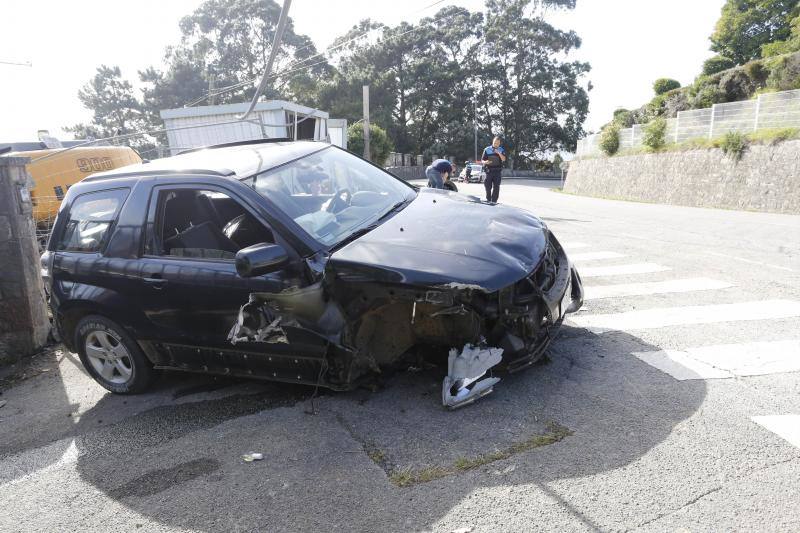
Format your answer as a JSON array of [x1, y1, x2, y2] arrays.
[[66, 65, 152, 152], [347, 123, 394, 165], [475, 0, 589, 167], [761, 14, 800, 56], [137, 0, 332, 131], [710, 0, 800, 64]]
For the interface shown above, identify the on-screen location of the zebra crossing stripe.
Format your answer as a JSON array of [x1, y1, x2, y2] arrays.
[[569, 251, 626, 262], [570, 300, 800, 332], [579, 263, 671, 278], [584, 278, 732, 300], [752, 415, 800, 449], [632, 340, 800, 380], [560, 242, 590, 250]]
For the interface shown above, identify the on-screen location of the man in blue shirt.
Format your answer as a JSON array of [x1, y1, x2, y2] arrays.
[[426, 158, 453, 189], [481, 136, 506, 202]]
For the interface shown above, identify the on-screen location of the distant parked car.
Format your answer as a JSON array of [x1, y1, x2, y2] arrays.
[[459, 163, 485, 183], [41, 139, 583, 396]]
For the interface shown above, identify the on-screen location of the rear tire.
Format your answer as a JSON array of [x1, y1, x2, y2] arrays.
[[75, 315, 154, 394]]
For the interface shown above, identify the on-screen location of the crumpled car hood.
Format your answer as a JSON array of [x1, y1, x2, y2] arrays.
[[328, 188, 548, 292]]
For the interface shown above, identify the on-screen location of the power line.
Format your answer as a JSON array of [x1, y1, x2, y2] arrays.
[[186, 0, 449, 107], [0, 59, 32, 67]]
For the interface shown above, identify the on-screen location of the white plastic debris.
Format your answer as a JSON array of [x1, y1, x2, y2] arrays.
[[442, 344, 503, 410], [242, 452, 264, 462]]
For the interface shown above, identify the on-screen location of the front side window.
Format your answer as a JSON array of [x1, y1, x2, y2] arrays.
[[56, 188, 128, 252], [147, 188, 274, 260], [245, 147, 416, 246]]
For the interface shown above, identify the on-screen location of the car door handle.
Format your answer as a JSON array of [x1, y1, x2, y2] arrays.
[[143, 276, 168, 289]]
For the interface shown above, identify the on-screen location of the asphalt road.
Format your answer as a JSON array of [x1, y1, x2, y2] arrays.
[[2, 180, 799, 532]]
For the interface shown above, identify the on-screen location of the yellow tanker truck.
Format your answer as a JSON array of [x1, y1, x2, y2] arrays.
[[9, 145, 142, 223]]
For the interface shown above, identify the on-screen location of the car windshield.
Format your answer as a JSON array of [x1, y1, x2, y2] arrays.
[[245, 146, 416, 247]]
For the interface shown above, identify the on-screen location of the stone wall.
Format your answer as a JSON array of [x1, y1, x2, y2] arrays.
[[0, 156, 50, 364], [385, 166, 425, 181], [565, 140, 800, 214]]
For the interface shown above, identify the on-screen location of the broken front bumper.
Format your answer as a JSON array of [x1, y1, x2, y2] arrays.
[[494, 233, 584, 373]]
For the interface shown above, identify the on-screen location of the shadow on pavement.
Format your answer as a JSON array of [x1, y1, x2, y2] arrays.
[[61, 325, 706, 531]]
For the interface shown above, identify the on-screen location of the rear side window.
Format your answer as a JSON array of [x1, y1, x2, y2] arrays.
[[56, 188, 129, 252]]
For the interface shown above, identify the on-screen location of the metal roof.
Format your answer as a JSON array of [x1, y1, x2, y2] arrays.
[[83, 140, 329, 182], [159, 100, 329, 121]]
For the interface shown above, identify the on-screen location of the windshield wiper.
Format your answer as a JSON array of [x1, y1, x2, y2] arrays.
[[329, 197, 413, 253], [377, 197, 411, 222], [328, 224, 379, 252]]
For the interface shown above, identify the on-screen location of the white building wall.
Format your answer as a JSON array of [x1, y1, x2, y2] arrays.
[[160, 101, 339, 156]]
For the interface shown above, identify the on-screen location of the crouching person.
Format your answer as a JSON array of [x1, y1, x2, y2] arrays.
[[426, 158, 453, 189]]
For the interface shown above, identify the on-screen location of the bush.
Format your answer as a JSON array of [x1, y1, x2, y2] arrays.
[[642, 117, 667, 151], [691, 84, 726, 108], [718, 69, 757, 101], [599, 124, 621, 156], [653, 78, 681, 95], [765, 53, 800, 91], [748, 127, 800, 144], [612, 108, 635, 128], [720, 131, 748, 161], [347, 123, 394, 165], [702, 55, 735, 76], [743, 60, 768, 83]]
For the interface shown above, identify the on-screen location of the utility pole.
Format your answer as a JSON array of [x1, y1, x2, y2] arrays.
[[208, 71, 216, 106], [362, 85, 370, 161], [473, 99, 478, 162]]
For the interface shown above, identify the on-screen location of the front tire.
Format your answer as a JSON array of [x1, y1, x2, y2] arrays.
[[75, 315, 154, 394]]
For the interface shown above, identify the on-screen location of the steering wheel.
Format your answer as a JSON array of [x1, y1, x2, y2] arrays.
[[326, 188, 352, 213]]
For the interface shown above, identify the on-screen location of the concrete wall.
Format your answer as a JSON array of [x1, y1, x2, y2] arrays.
[[565, 140, 800, 214], [0, 157, 50, 364]]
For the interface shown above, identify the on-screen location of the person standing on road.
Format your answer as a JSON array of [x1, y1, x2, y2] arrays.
[[481, 136, 506, 202], [425, 158, 453, 189]]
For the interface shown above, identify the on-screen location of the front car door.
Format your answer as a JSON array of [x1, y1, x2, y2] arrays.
[[135, 181, 328, 383]]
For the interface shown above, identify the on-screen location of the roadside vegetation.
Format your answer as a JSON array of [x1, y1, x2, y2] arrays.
[[594, 0, 800, 150], [583, 127, 800, 161]]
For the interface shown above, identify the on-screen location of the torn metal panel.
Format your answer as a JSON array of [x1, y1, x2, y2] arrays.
[[442, 344, 504, 409], [228, 296, 289, 344]]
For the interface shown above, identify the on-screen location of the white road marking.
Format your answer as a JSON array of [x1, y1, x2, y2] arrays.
[[584, 278, 732, 300], [560, 242, 590, 250], [633, 350, 732, 380], [752, 415, 800, 449], [578, 263, 671, 278], [569, 251, 627, 262], [570, 300, 800, 332], [632, 340, 800, 380], [706, 251, 795, 272], [689, 340, 800, 377]]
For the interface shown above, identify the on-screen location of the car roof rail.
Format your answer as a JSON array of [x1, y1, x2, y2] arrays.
[[177, 138, 294, 156]]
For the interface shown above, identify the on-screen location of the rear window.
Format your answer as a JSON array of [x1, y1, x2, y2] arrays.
[[56, 188, 129, 252]]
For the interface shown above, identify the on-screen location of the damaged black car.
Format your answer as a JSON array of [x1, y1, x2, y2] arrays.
[[42, 140, 583, 408]]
